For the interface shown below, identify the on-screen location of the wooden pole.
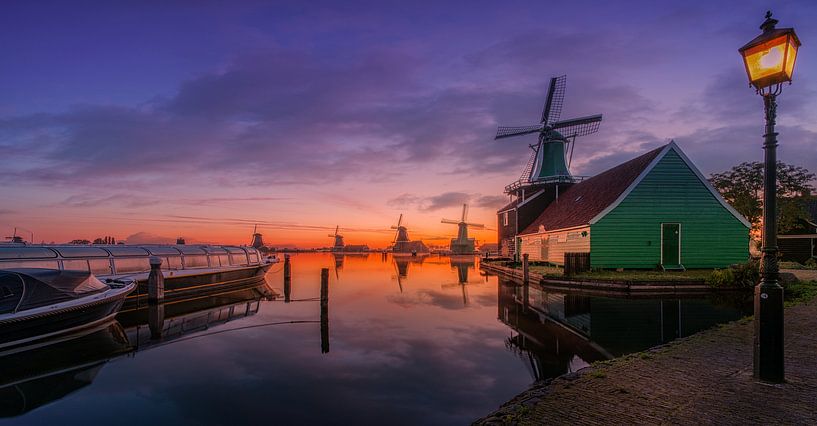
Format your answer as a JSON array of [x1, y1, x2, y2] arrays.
[[320, 268, 329, 354], [283, 254, 292, 303], [147, 256, 164, 303], [522, 253, 529, 283], [148, 302, 165, 340]]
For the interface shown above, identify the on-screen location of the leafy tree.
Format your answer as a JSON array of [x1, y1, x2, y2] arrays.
[[69, 239, 91, 245], [710, 162, 815, 234]]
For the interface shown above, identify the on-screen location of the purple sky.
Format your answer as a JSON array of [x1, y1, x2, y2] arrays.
[[1, 1, 815, 246]]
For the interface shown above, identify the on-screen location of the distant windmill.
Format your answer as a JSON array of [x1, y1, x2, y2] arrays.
[[441, 204, 484, 254], [391, 214, 429, 254], [328, 226, 344, 252], [496, 75, 602, 193], [250, 224, 265, 249]]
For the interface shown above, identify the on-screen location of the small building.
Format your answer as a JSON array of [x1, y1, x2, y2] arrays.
[[517, 142, 750, 269]]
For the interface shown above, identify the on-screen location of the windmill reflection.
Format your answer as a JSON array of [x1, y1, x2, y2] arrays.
[[441, 256, 485, 306], [391, 255, 426, 292]]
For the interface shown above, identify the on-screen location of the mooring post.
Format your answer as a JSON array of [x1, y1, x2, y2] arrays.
[[320, 268, 329, 354], [284, 254, 291, 280], [522, 253, 529, 283], [283, 254, 292, 303], [148, 256, 164, 303], [148, 301, 165, 340]]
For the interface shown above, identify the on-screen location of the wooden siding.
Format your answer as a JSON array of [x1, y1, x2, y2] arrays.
[[590, 149, 748, 269], [520, 226, 590, 265]]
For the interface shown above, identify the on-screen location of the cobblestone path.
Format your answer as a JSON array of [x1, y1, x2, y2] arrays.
[[477, 300, 817, 425]]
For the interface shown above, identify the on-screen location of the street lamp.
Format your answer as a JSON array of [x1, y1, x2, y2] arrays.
[[739, 11, 801, 383]]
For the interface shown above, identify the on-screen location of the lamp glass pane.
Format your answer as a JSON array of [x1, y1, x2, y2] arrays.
[[743, 35, 788, 83], [785, 39, 798, 79]]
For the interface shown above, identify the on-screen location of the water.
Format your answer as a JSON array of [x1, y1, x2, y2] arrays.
[[2, 253, 751, 425]]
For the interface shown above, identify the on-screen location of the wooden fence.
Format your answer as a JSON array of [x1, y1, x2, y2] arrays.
[[564, 252, 591, 276]]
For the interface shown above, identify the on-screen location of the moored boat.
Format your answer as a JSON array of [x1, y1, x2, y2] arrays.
[[0, 268, 135, 351], [0, 245, 277, 309]]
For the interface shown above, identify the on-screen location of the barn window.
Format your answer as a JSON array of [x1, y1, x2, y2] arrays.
[[503, 212, 509, 226]]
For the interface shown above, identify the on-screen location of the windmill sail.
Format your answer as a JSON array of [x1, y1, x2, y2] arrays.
[[495, 74, 603, 193]]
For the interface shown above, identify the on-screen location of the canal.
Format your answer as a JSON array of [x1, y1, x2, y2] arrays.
[[2, 253, 751, 425]]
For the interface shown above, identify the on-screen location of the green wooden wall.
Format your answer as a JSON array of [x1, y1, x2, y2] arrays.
[[590, 148, 749, 269]]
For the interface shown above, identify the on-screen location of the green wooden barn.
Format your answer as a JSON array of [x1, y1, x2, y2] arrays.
[[518, 142, 750, 269]]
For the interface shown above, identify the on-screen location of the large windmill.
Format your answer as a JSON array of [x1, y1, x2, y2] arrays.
[[441, 204, 484, 254], [496, 75, 602, 194], [328, 226, 344, 252], [494, 75, 603, 258]]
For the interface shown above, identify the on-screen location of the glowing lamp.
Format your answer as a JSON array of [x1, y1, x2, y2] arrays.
[[739, 11, 801, 91]]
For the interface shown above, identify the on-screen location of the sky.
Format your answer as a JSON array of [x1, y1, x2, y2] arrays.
[[1, 1, 816, 248]]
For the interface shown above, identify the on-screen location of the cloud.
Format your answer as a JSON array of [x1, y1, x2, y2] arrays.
[[387, 191, 510, 213], [422, 192, 471, 211], [124, 231, 179, 244]]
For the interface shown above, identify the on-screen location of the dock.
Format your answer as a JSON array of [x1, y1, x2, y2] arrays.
[[480, 260, 714, 295], [475, 299, 817, 425]]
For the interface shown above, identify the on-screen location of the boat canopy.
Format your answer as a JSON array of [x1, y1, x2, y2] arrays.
[[0, 269, 108, 315]]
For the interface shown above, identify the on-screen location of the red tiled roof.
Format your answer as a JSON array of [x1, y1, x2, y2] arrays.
[[520, 145, 666, 234]]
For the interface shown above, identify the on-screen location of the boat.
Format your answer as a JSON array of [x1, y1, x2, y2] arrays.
[[0, 268, 135, 351], [0, 245, 277, 309]]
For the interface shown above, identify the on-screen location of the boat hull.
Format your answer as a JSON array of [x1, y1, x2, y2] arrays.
[[0, 286, 133, 352], [123, 263, 272, 310]]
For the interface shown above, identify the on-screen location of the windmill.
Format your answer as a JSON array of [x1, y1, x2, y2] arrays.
[[441, 204, 485, 254], [328, 226, 344, 252], [390, 214, 429, 254], [496, 75, 602, 194], [250, 224, 265, 249]]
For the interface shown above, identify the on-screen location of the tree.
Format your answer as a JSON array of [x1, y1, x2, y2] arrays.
[[710, 162, 815, 235]]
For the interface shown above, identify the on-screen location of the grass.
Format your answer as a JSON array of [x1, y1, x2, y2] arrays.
[[784, 280, 817, 307]]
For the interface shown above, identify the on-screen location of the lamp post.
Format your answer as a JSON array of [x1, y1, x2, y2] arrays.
[[739, 11, 801, 383]]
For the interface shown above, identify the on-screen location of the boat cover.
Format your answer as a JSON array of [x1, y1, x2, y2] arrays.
[[0, 269, 108, 315]]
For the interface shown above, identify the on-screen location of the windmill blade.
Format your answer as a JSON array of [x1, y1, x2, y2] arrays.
[[542, 75, 566, 125], [551, 114, 602, 138], [397, 214, 403, 227], [390, 226, 399, 230], [441, 219, 460, 225], [495, 125, 544, 140], [335, 225, 339, 235], [328, 234, 336, 238], [465, 223, 486, 229], [461, 204, 468, 222]]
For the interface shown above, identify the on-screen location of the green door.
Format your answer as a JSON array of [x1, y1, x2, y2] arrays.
[[661, 223, 681, 267]]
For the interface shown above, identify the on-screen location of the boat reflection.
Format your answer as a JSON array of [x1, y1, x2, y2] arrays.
[[497, 278, 749, 381], [1, 279, 331, 417], [0, 322, 131, 418], [117, 284, 276, 348]]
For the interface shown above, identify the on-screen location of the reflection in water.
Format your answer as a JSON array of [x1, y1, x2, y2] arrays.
[[443, 256, 486, 306], [498, 278, 750, 380], [0, 322, 131, 418], [5, 253, 751, 425], [392, 255, 427, 292]]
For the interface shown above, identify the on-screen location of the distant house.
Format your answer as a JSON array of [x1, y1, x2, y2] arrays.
[[779, 198, 817, 263], [517, 142, 750, 269]]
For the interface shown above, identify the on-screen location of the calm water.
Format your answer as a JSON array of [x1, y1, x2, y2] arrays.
[[2, 253, 750, 425]]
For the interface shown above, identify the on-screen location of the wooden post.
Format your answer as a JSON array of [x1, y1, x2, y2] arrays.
[[522, 253, 530, 283], [283, 254, 292, 303], [148, 256, 164, 303], [148, 302, 165, 340], [320, 268, 329, 354]]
